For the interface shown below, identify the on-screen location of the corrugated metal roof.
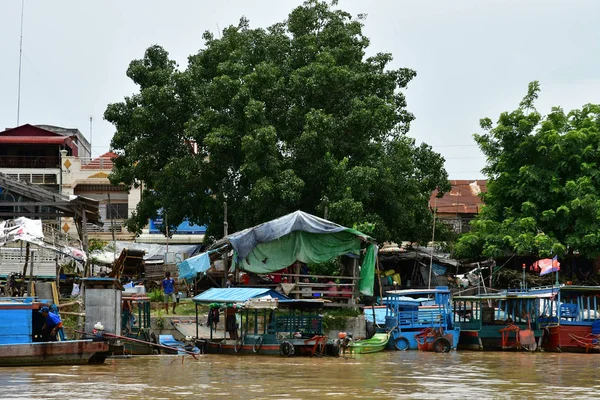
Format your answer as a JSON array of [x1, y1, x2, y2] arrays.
[[430, 180, 487, 215], [192, 287, 288, 303]]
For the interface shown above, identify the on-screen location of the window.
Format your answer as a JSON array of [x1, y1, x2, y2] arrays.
[[106, 203, 128, 219]]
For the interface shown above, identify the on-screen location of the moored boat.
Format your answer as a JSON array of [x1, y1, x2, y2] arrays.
[[192, 288, 336, 357], [453, 290, 543, 351], [159, 334, 201, 355], [531, 285, 600, 353], [0, 297, 109, 366], [345, 332, 389, 354], [368, 287, 460, 352]]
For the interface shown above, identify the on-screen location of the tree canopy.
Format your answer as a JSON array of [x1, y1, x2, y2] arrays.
[[454, 81, 600, 260], [105, 0, 449, 243]]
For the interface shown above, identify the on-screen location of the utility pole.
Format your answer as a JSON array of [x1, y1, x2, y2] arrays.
[[16, 0, 25, 125], [89, 117, 93, 158], [223, 202, 228, 236], [428, 197, 437, 289]]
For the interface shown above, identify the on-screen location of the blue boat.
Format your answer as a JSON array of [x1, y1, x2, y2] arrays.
[[367, 287, 460, 352], [0, 297, 109, 366], [159, 334, 201, 355]]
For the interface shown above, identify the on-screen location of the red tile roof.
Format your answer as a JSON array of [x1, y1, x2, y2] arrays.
[[430, 180, 487, 215]]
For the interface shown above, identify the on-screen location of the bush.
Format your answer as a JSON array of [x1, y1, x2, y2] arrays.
[[148, 289, 164, 303]]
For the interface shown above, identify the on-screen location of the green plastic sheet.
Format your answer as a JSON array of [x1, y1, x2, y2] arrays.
[[359, 243, 377, 296], [235, 230, 361, 274], [233, 230, 377, 297]]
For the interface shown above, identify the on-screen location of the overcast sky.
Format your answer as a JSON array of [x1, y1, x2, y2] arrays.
[[1, 0, 598, 179]]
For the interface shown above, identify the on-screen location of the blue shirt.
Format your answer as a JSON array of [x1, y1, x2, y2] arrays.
[[45, 312, 62, 330], [162, 278, 175, 294]]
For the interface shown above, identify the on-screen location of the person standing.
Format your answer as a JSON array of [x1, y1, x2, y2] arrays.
[[39, 306, 64, 341], [225, 306, 238, 340], [162, 271, 177, 314]]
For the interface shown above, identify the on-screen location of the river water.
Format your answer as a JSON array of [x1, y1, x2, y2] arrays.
[[1, 351, 600, 400]]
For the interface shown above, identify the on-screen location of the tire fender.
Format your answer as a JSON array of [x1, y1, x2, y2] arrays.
[[394, 336, 410, 351]]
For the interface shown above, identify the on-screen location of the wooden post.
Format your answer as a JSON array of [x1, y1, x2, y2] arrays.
[[21, 242, 30, 277], [376, 255, 383, 300], [295, 262, 300, 299], [81, 206, 89, 276], [55, 257, 61, 292], [223, 202, 228, 237], [79, 205, 89, 340], [28, 248, 34, 296], [351, 258, 358, 305]]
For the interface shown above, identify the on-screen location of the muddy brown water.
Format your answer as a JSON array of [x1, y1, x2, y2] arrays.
[[1, 351, 600, 399]]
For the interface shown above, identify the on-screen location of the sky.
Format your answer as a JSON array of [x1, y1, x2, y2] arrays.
[[0, 0, 599, 180]]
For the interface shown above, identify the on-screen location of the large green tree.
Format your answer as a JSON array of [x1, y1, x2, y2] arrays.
[[455, 81, 600, 260], [105, 0, 449, 243]]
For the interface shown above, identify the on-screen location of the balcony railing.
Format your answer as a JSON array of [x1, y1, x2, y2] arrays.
[[80, 157, 114, 170], [0, 156, 59, 169]]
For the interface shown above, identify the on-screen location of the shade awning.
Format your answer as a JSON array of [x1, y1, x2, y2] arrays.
[[192, 287, 288, 304]]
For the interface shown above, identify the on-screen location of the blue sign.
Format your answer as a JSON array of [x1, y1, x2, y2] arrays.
[[149, 218, 207, 235]]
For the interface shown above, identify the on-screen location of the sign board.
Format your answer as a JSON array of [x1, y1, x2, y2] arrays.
[[148, 217, 207, 235]]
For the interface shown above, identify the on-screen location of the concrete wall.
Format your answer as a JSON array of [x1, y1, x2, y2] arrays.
[[324, 315, 367, 340]]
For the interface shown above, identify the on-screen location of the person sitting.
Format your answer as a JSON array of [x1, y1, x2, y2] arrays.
[[326, 280, 339, 298], [39, 306, 64, 341]]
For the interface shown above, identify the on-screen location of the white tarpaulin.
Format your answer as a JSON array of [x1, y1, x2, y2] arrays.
[[0, 217, 87, 262]]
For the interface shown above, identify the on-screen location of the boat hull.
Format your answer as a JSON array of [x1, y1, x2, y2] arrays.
[[0, 340, 109, 366], [543, 325, 600, 353], [391, 328, 460, 351], [458, 328, 542, 351], [348, 333, 390, 354], [201, 339, 335, 357]]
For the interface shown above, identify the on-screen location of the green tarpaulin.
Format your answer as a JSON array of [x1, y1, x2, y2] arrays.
[[235, 230, 361, 273], [234, 230, 377, 296], [220, 211, 377, 297], [359, 244, 377, 297]]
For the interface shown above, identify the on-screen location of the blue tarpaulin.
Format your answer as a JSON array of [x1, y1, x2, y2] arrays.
[[192, 288, 288, 303], [178, 251, 213, 280]]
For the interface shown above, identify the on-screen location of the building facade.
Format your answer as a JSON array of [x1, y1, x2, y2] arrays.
[[0, 124, 138, 241]]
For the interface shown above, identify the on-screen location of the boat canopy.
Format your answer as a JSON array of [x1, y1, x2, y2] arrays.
[[207, 210, 378, 296], [386, 287, 452, 296], [192, 287, 288, 304], [382, 296, 430, 305]]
